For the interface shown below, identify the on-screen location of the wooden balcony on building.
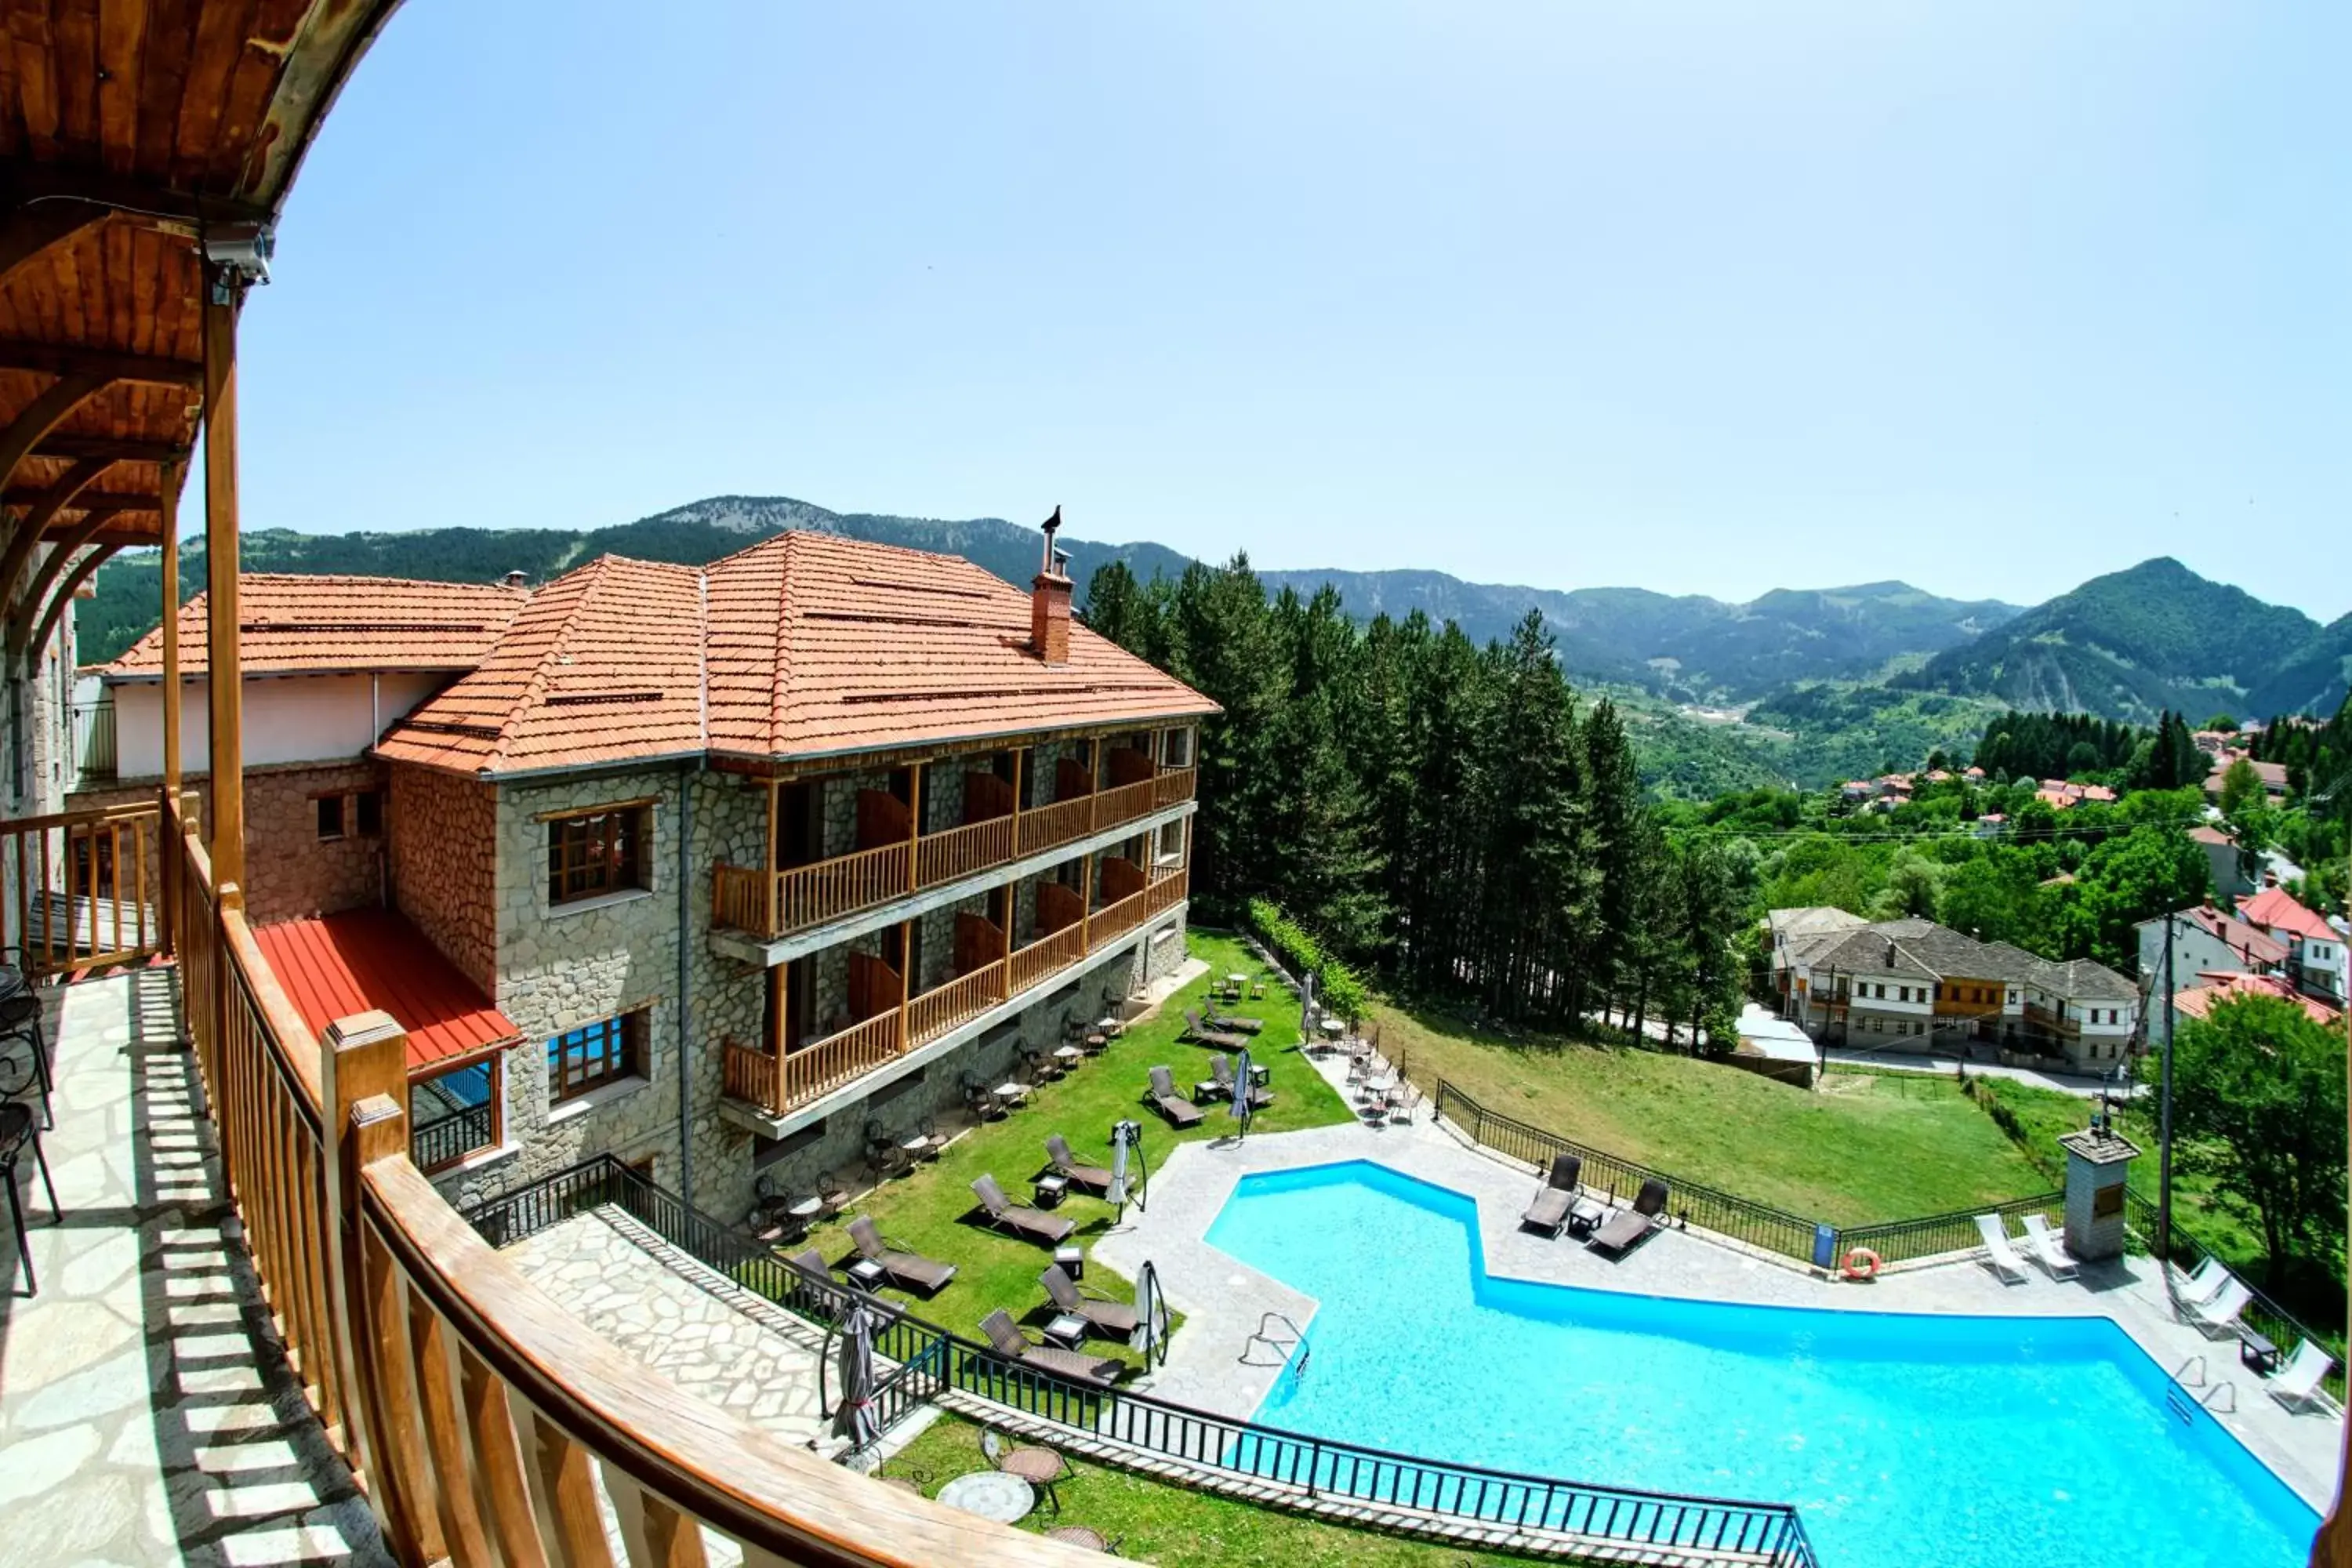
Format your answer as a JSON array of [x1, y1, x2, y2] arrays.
[[713, 764, 1194, 942], [721, 868, 1189, 1121]]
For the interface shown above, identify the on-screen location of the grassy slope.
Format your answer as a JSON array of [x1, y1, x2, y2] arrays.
[[799, 933, 1355, 1366], [1378, 1006, 2048, 1225], [889, 1414, 1529, 1568]]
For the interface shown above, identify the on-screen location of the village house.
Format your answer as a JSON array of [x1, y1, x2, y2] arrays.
[[2238, 884, 2349, 1007], [82, 528, 1214, 1221], [1767, 909, 2140, 1070]]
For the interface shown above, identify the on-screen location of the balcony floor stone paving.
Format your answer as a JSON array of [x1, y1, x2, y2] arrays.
[[0, 967, 387, 1568]]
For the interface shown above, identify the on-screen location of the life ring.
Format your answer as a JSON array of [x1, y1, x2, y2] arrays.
[[1842, 1247, 1882, 1281]]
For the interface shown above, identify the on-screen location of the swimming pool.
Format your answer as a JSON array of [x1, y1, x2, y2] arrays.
[[1203, 1160, 2316, 1568]]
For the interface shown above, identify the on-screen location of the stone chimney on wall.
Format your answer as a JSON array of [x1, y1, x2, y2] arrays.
[[1031, 506, 1073, 666]]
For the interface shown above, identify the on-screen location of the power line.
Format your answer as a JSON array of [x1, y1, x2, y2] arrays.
[[1661, 812, 2220, 844]]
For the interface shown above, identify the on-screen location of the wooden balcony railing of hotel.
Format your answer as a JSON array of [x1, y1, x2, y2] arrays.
[[726, 867, 1191, 1118], [141, 789, 1093, 1567], [2, 800, 169, 978], [714, 765, 1196, 940]]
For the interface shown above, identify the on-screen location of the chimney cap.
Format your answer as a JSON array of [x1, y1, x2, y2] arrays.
[[502, 569, 528, 588]]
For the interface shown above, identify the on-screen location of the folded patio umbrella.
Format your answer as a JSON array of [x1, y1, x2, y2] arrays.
[[831, 1302, 881, 1449], [1229, 1046, 1254, 1138], [1109, 1126, 1131, 1210]]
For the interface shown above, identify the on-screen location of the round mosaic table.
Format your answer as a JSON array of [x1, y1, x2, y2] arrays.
[[936, 1469, 1034, 1523]]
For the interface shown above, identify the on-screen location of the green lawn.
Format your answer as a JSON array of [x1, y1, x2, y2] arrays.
[[1377, 1004, 2050, 1225], [800, 932, 1356, 1365], [887, 1414, 1530, 1568]]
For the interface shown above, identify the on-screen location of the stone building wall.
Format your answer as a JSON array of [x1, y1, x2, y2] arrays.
[[388, 762, 499, 993], [818, 768, 894, 858], [445, 765, 688, 1210], [685, 771, 768, 1217]]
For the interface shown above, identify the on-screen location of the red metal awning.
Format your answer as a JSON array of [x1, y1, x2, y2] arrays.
[[253, 909, 521, 1075]]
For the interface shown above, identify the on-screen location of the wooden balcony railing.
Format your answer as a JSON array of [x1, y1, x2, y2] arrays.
[[2, 800, 167, 978], [725, 866, 1193, 1118], [915, 812, 1016, 889], [909, 960, 1008, 1048], [715, 765, 1196, 941], [162, 788, 1087, 1566], [783, 1011, 906, 1108], [1007, 924, 1085, 995]]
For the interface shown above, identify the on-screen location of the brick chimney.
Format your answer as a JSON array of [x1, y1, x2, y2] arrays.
[[1031, 506, 1072, 665]]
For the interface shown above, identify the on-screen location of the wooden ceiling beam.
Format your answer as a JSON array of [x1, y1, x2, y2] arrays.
[[9, 507, 122, 654], [1, 485, 158, 510], [27, 543, 122, 668], [0, 341, 205, 387], [2, 170, 270, 231], [0, 456, 117, 599], [33, 435, 188, 464], [0, 373, 111, 503], [0, 202, 111, 289]]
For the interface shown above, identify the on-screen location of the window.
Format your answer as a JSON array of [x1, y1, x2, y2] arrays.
[[1162, 726, 1196, 768], [548, 806, 645, 905], [547, 1011, 648, 1102], [314, 789, 384, 842], [412, 1056, 500, 1172]]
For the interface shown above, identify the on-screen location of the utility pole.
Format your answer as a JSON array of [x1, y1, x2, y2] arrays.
[[2158, 907, 2176, 1267]]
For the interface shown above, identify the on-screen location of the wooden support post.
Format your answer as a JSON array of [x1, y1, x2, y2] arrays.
[[1011, 747, 1025, 843], [896, 917, 913, 1051], [763, 777, 779, 931], [767, 962, 786, 1058], [906, 762, 924, 891], [201, 287, 245, 904], [322, 1010, 441, 1565], [159, 457, 183, 799], [1079, 854, 1094, 950]]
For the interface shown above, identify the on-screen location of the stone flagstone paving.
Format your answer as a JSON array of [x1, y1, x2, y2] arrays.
[[0, 968, 387, 1568]]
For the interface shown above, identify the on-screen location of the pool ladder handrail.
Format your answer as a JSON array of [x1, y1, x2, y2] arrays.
[[2173, 1355, 2206, 1388], [1250, 1311, 1312, 1382]]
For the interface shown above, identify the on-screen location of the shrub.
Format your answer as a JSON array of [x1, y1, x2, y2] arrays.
[[1247, 898, 1371, 1021]]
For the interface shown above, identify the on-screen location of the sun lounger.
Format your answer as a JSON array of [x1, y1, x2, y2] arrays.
[[2185, 1278, 2253, 1337], [979, 1308, 1123, 1386], [1041, 1263, 1141, 1338], [1205, 1007, 1265, 1034], [2176, 1255, 2232, 1307], [1973, 1214, 2029, 1284], [1044, 1134, 1114, 1196], [1208, 1053, 1273, 1109], [2266, 1340, 2339, 1414], [1588, 1178, 1669, 1258], [2020, 1213, 2078, 1280], [1182, 1008, 1249, 1051], [1146, 1066, 1205, 1128], [971, 1173, 1077, 1246], [847, 1215, 958, 1295], [1521, 1153, 1584, 1238]]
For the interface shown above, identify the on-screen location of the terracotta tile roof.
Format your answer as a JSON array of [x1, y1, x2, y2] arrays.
[[378, 532, 1216, 778], [2187, 825, 2234, 848], [252, 909, 522, 1073], [107, 575, 529, 678], [2174, 971, 2340, 1026], [2241, 886, 2336, 945], [374, 557, 708, 775]]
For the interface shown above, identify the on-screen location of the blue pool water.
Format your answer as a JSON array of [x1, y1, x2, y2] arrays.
[[1203, 1161, 2316, 1568]]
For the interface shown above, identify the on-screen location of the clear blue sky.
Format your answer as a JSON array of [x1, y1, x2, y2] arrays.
[[234, 2, 2347, 618]]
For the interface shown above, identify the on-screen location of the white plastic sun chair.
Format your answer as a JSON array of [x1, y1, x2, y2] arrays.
[[1973, 1213, 2028, 1285], [2020, 1213, 2078, 1280], [2183, 1277, 2253, 1337], [2175, 1255, 2231, 1307], [2267, 1341, 2339, 1414]]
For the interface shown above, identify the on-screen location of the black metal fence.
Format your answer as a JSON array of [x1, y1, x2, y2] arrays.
[[412, 1102, 497, 1174], [1836, 1191, 2066, 1269], [2125, 1189, 2345, 1405], [466, 1156, 1821, 1568], [1435, 1082, 1827, 1264]]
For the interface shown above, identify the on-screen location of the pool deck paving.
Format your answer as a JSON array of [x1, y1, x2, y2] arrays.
[[1092, 1039, 2343, 1516]]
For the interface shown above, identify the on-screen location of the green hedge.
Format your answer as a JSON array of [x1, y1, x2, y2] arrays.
[[1247, 898, 1370, 1021]]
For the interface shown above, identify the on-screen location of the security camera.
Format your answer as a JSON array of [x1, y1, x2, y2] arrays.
[[202, 222, 274, 288]]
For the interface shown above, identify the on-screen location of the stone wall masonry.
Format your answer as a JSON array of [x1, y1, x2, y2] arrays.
[[388, 762, 499, 993], [481, 767, 687, 1205], [819, 768, 894, 858], [688, 771, 770, 1217]]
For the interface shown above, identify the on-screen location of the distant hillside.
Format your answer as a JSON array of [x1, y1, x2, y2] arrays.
[[1893, 557, 2321, 724], [2246, 612, 2352, 719], [1256, 570, 2020, 701]]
